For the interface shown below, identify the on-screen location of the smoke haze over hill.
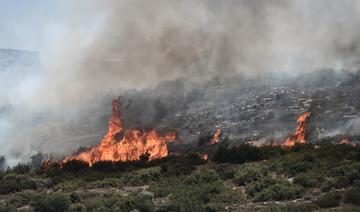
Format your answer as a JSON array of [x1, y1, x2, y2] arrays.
[[2, 0, 360, 165]]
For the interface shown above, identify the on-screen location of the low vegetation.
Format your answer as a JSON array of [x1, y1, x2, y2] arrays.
[[0, 143, 359, 211]]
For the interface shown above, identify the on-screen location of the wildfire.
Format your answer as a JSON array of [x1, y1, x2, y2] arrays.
[[283, 112, 311, 147], [340, 137, 349, 144], [210, 129, 222, 144], [62, 98, 176, 166], [201, 153, 209, 161]]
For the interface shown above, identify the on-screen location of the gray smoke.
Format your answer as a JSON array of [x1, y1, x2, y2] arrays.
[[2, 0, 360, 165]]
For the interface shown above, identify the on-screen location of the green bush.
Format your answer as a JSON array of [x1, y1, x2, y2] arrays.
[[118, 170, 160, 187], [313, 192, 342, 208], [86, 177, 123, 189], [246, 177, 304, 201], [70, 192, 82, 203], [151, 170, 239, 211], [53, 180, 82, 192], [0, 174, 38, 194], [332, 208, 360, 212], [31, 193, 71, 212], [254, 183, 304, 201], [0, 203, 16, 212], [150, 176, 184, 197], [10, 164, 31, 174], [161, 161, 194, 176], [214, 163, 237, 180], [234, 164, 268, 185], [344, 188, 360, 205], [321, 178, 336, 192], [68, 203, 87, 212], [261, 203, 318, 212], [84, 194, 154, 212], [293, 174, 318, 188], [8, 191, 37, 207]]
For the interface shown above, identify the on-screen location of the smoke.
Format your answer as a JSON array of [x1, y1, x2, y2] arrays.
[[2, 0, 360, 164], [38, 0, 360, 105]]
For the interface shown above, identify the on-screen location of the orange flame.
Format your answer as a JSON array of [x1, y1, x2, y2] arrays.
[[210, 129, 222, 144], [62, 98, 176, 166], [340, 137, 349, 144], [201, 153, 209, 161], [283, 112, 310, 147]]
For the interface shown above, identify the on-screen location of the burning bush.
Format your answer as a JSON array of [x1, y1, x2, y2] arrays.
[[61, 98, 176, 166]]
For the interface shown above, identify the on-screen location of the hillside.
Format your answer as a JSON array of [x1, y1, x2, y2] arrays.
[[0, 143, 359, 211]]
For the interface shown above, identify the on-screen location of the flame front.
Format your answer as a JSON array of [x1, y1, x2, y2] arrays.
[[283, 112, 310, 147], [62, 98, 176, 166], [210, 129, 222, 144], [340, 137, 349, 144], [201, 153, 208, 160]]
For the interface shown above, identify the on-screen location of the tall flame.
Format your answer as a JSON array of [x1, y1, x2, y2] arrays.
[[210, 129, 222, 144], [62, 98, 176, 166], [283, 112, 310, 147]]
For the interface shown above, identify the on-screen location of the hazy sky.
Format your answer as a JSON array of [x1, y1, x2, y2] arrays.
[[0, 0, 102, 51]]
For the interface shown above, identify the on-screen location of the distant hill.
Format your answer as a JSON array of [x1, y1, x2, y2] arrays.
[[0, 48, 39, 71]]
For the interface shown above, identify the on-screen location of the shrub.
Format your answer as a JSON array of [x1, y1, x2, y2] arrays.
[[62, 160, 89, 172], [86, 177, 123, 189], [234, 165, 268, 185], [70, 192, 82, 203], [160, 161, 193, 176], [10, 164, 31, 174], [321, 178, 336, 192], [0, 203, 16, 212], [254, 183, 304, 201], [344, 188, 360, 205], [150, 176, 184, 197], [118, 170, 160, 187], [313, 192, 342, 208], [293, 174, 318, 188], [31, 193, 71, 212], [0, 174, 37, 194], [53, 180, 82, 192], [246, 177, 304, 201], [261, 203, 318, 212], [271, 156, 314, 176], [151, 170, 239, 211], [214, 163, 237, 180], [160, 153, 204, 176], [213, 144, 265, 164], [332, 208, 360, 212], [84, 194, 154, 212], [8, 191, 37, 207], [68, 203, 87, 212]]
